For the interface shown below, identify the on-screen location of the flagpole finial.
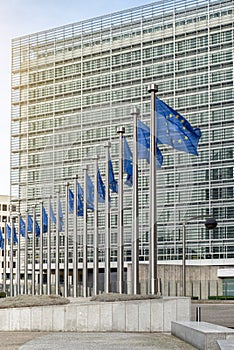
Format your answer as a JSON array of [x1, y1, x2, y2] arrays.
[[131, 106, 140, 115], [148, 83, 158, 93], [117, 126, 125, 134], [104, 141, 111, 148]]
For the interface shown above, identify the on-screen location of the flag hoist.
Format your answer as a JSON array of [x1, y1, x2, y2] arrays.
[[24, 210, 28, 294], [17, 213, 21, 295], [64, 182, 69, 298], [117, 126, 125, 294], [104, 141, 111, 293], [93, 154, 99, 295], [132, 107, 140, 295], [148, 83, 159, 295], [83, 166, 88, 298], [55, 191, 61, 295], [32, 205, 36, 295], [73, 175, 78, 298]]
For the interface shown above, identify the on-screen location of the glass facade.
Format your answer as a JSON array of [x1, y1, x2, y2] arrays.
[[11, 0, 234, 267]]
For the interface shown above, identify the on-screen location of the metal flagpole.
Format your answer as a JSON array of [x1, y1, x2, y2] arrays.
[[10, 216, 14, 297], [17, 213, 21, 295], [93, 155, 99, 295], [39, 201, 43, 295], [3, 219, 7, 293], [55, 191, 60, 295], [25, 210, 28, 294], [47, 197, 51, 295], [73, 175, 78, 297], [64, 182, 69, 298], [117, 126, 125, 294], [104, 142, 111, 293], [32, 205, 36, 295], [132, 107, 140, 295], [83, 166, 88, 298], [148, 83, 158, 295]]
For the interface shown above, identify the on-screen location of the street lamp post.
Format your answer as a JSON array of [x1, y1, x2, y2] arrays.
[[182, 215, 217, 296]]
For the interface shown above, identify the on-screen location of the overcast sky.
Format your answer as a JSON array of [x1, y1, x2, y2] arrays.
[[0, 0, 152, 195]]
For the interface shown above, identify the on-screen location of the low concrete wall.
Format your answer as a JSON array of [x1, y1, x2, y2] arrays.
[[0, 297, 190, 332], [171, 321, 234, 350]]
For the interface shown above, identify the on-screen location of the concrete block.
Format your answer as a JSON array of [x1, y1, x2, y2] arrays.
[[163, 298, 177, 332], [19, 308, 31, 331], [52, 306, 65, 331], [100, 302, 113, 331], [31, 307, 42, 331], [176, 297, 190, 321], [126, 302, 138, 332], [139, 300, 151, 332], [10, 308, 20, 330], [217, 339, 234, 350], [171, 321, 234, 350], [0, 309, 10, 331], [87, 303, 100, 331], [151, 299, 163, 332], [112, 301, 126, 332], [77, 304, 88, 331], [41, 306, 53, 331], [64, 305, 78, 331]]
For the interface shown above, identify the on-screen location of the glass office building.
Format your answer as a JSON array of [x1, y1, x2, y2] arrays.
[[10, 0, 234, 291]]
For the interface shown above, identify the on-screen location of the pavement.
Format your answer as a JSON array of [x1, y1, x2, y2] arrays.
[[0, 331, 198, 350]]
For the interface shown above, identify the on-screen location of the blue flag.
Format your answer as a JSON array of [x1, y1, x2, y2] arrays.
[[28, 213, 40, 237], [156, 97, 201, 156], [137, 119, 163, 168], [77, 182, 84, 216], [59, 199, 64, 232], [50, 203, 56, 224], [98, 168, 106, 203], [108, 150, 118, 193], [36, 220, 40, 237], [20, 217, 26, 237], [87, 174, 94, 210], [6, 224, 11, 240], [68, 188, 74, 213], [123, 136, 133, 186], [42, 206, 48, 233], [28, 213, 33, 233], [0, 227, 4, 250], [7, 224, 18, 244]]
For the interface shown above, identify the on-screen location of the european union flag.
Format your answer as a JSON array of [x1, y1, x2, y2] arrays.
[[27, 212, 40, 236], [6, 224, 11, 240], [0, 228, 4, 250], [28, 213, 33, 233], [68, 188, 74, 213], [77, 182, 84, 216], [20, 217, 26, 237], [123, 136, 133, 186], [59, 199, 64, 232], [98, 168, 105, 203], [156, 97, 202, 156], [137, 119, 163, 168], [7, 224, 18, 244], [42, 206, 48, 233], [36, 220, 40, 237], [50, 203, 56, 225], [87, 174, 94, 210], [108, 150, 118, 193]]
